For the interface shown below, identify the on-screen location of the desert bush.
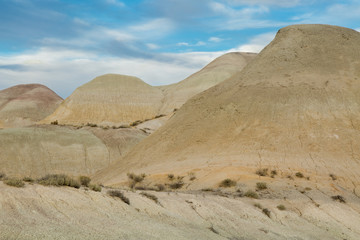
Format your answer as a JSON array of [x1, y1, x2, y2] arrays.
[[329, 174, 337, 181], [140, 192, 159, 204], [262, 208, 271, 218], [168, 180, 184, 189], [256, 168, 268, 177], [23, 177, 34, 183], [86, 123, 97, 127], [188, 172, 196, 181], [277, 204, 286, 210], [127, 173, 146, 188], [155, 114, 166, 119], [108, 190, 130, 205], [79, 176, 91, 187], [37, 174, 80, 189], [331, 195, 346, 203], [119, 124, 130, 128], [89, 184, 102, 192], [254, 203, 263, 209], [130, 120, 143, 127], [51, 120, 58, 125], [155, 184, 165, 191], [256, 182, 267, 190], [201, 188, 214, 192], [244, 190, 259, 199], [270, 170, 277, 178], [219, 179, 236, 188], [4, 178, 25, 188], [295, 172, 304, 178], [167, 174, 174, 180], [0, 172, 6, 180]]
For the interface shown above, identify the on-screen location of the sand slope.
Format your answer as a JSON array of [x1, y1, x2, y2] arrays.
[[0, 84, 62, 128], [97, 25, 360, 189], [1, 182, 360, 240], [0, 125, 146, 178], [159, 52, 256, 113]]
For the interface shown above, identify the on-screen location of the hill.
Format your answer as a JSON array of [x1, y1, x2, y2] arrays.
[[159, 52, 256, 113], [96, 24, 360, 191], [0, 84, 62, 128], [41, 74, 164, 126]]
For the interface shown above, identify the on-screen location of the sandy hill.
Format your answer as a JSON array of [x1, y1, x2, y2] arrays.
[[0, 125, 146, 178], [97, 24, 360, 191], [41, 74, 164, 126], [0, 84, 62, 128], [158, 52, 257, 113]]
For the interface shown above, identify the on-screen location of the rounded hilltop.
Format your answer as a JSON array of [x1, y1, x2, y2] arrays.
[[96, 24, 360, 190], [0, 83, 62, 128]]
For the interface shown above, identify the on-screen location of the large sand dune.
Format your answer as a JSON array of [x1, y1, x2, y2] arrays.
[[0, 84, 62, 128], [97, 25, 360, 189]]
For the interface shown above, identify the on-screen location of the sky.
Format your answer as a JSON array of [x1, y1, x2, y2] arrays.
[[0, 0, 360, 98]]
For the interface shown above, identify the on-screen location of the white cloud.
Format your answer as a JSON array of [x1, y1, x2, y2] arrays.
[[177, 42, 190, 46], [357, 28, 360, 32], [231, 32, 276, 53], [225, 0, 301, 7], [129, 18, 174, 37], [0, 48, 224, 98], [146, 43, 160, 50], [209, 37, 224, 42], [105, 0, 125, 7]]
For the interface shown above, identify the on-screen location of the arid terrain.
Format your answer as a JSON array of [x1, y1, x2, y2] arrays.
[[1, 24, 360, 239]]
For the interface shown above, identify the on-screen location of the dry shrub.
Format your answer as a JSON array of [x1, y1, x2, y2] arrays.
[[219, 179, 236, 188], [4, 178, 25, 188], [277, 204, 286, 210], [256, 182, 267, 190], [140, 192, 159, 204], [256, 168, 268, 177], [79, 176, 91, 187], [244, 190, 259, 199], [89, 184, 102, 192], [37, 174, 80, 189], [262, 208, 271, 218], [108, 190, 130, 205]]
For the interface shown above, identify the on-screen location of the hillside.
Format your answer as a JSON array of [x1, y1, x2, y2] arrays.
[[41, 74, 164, 126], [0, 84, 62, 128], [159, 52, 257, 113], [96, 24, 360, 192]]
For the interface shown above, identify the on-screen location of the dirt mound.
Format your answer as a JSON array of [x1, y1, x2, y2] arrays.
[[0, 125, 146, 178], [0, 84, 62, 128], [41, 74, 164, 126], [159, 52, 256, 113], [97, 25, 360, 189]]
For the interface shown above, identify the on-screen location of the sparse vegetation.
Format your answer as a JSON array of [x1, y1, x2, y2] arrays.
[[201, 188, 214, 192], [0, 172, 6, 180], [79, 176, 91, 187], [277, 204, 286, 210], [50, 120, 58, 125], [256, 168, 268, 177], [331, 195, 346, 203], [108, 190, 130, 205], [89, 184, 102, 192], [219, 178, 236, 188], [167, 174, 174, 180], [256, 182, 267, 190], [295, 172, 304, 178], [119, 124, 130, 128], [244, 190, 259, 199], [86, 123, 98, 127], [140, 192, 159, 204], [188, 172, 196, 181], [270, 170, 277, 178], [4, 178, 25, 188], [127, 173, 146, 188], [37, 174, 80, 188], [329, 174, 337, 181], [254, 203, 262, 209], [262, 208, 271, 218], [168, 180, 184, 189], [130, 120, 143, 127], [23, 177, 34, 183], [155, 114, 166, 119], [155, 184, 165, 191]]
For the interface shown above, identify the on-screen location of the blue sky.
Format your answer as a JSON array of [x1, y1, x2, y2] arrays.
[[0, 0, 360, 97]]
